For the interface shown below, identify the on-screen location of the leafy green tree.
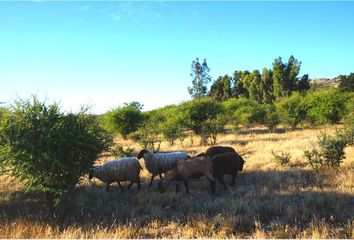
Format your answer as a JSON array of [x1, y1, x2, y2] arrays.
[[276, 92, 306, 130], [339, 73, 354, 92], [261, 104, 280, 132], [273, 57, 286, 99], [232, 70, 248, 98], [284, 55, 301, 93], [303, 89, 348, 125], [181, 98, 224, 144], [0, 97, 111, 217], [273, 55, 303, 99], [188, 58, 212, 98], [249, 70, 262, 103], [261, 68, 274, 103], [209, 75, 232, 101], [297, 74, 310, 92], [101, 102, 144, 139]]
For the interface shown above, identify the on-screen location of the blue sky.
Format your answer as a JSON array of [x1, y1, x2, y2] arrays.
[[1, 1, 354, 113]]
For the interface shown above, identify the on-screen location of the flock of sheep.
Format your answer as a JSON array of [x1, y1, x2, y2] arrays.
[[89, 146, 245, 194]]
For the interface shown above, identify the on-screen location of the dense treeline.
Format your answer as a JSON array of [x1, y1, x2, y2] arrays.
[[102, 56, 353, 147], [102, 89, 354, 147]]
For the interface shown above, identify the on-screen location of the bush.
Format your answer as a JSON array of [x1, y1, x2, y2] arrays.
[[128, 112, 163, 152], [276, 92, 306, 130], [200, 115, 227, 145], [161, 117, 186, 146], [271, 150, 291, 166], [101, 102, 144, 139], [223, 97, 265, 128], [303, 89, 348, 125], [304, 130, 349, 170], [261, 104, 280, 132], [110, 144, 135, 158], [0, 97, 111, 217], [181, 98, 225, 144]]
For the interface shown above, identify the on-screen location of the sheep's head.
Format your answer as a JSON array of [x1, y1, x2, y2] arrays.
[[239, 157, 246, 171], [137, 149, 150, 159]]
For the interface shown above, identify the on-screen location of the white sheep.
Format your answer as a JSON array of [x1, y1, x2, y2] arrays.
[[137, 149, 190, 187], [89, 157, 142, 192]]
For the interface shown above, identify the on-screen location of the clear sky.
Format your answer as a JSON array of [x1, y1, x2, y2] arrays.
[[1, 1, 354, 113]]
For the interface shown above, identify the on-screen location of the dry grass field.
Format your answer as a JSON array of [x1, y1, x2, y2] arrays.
[[0, 125, 353, 238]]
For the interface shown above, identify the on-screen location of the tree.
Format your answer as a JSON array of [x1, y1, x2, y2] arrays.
[[273, 57, 286, 99], [261, 68, 274, 103], [339, 73, 354, 92], [209, 75, 232, 101], [0, 97, 111, 217], [188, 58, 212, 98], [101, 102, 144, 139], [284, 55, 301, 94], [273, 55, 302, 99], [248, 70, 262, 103], [276, 92, 306, 130], [181, 98, 224, 145], [232, 70, 248, 98], [297, 74, 310, 92]]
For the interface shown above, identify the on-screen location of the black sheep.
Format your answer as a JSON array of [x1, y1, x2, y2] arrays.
[[205, 146, 237, 158], [212, 152, 245, 190]]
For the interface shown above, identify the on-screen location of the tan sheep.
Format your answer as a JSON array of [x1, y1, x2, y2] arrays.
[[158, 154, 215, 194]]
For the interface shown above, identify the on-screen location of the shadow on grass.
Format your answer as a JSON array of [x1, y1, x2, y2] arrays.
[[1, 169, 353, 234]]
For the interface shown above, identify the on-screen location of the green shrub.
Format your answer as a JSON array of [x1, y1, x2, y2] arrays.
[[0, 97, 111, 217], [181, 98, 224, 144], [128, 112, 163, 152], [276, 92, 306, 130], [101, 102, 144, 139], [223, 97, 264, 128], [110, 144, 135, 158], [200, 115, 227, 145], [303, 89, 348, 126], [271, 150, 291, 166], [261, 104, 280, 132], [161, 117, 186, 146], [304, 130, 349, 170]]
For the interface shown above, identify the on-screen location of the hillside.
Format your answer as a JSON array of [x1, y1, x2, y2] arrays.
[[0, 125, 353, 238]]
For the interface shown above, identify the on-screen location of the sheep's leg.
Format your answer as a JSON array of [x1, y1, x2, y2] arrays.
[[127, 181, 134, 190], [117, 181, 125, 192], [159, 173, 163, 179], [137, 177, 141, 190], [175, 181, 179, 193], [204, 172, 216, 194], [217, 175, 228, 190], [209, 179, 216, 194], [183, 180, 190, 194], [231, 171, 238, 186], [148, 175, 155, 188], [106, 183, 110, 192]]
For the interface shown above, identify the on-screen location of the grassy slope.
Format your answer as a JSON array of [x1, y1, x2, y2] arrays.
[[0, 126, 353, 238]]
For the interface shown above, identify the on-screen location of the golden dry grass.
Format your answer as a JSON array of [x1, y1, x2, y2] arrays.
[[0, 125, 353, 238]]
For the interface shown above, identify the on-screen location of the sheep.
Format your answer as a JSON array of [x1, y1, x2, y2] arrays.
[[212, 152, 245, 190], [89, 157, 142, 192], [137, 149, 189, 187], [158, 154, 215, 194], [205, 146, 237, 158]]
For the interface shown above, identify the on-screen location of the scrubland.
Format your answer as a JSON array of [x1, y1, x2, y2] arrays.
[[0, 125, 353, 238]]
